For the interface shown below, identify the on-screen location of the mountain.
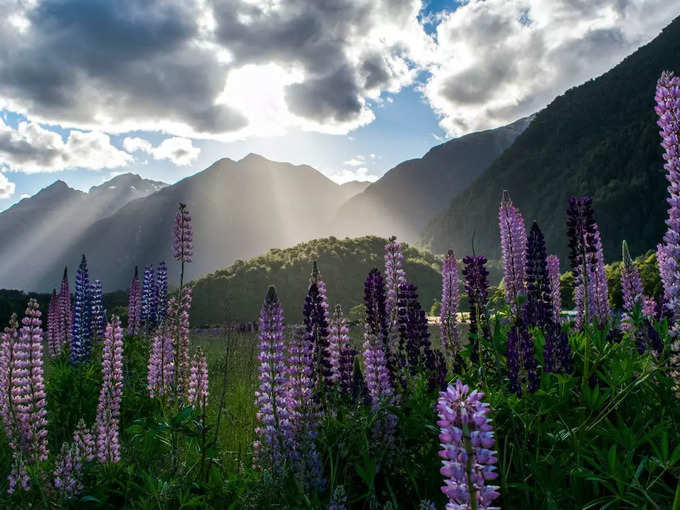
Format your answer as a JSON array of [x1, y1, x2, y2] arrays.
[[333, 116, 531, 241], [27, 154, 368, 292], [0, 174, 166, 291], [423, 16, 680, 263], [339, 180, 371, 200], [190, 235, 443, 326]]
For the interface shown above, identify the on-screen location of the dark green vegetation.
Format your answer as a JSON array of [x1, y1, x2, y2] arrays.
[[424, 15, 680, 263], [191, 236, 445, 326]]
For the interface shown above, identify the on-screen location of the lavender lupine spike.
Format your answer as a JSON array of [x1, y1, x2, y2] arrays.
[[440, 250, 461, 361], [303, 265, 332, 394], [127, 267, 142, 336], [156, 261, 168, 325], [71, 254, 92, 364], [147, 328, 175, 399], [621, 241, 643, 312], [95, 316, 124, 464], [90, 280, 105, 338], [546, 255, 562, 323], [657, 243, 674, 308], [53, 420, 93, 500], [253, 287, 292, 473], [462, 255, 491, 363], [57, 267, 72, 351], [328, 305, 350, 384], [384, 237, 407, 341], [544, 329, 573, 374], [567, 196, 599, 328], [591, 229, 610, 324], [173, 202, 193, 292], [73, 419, 95, 463], [47, 289, 60, 357], [285, 326, 323, 490], [525, 222, 555, 331], [506, 314, 540, 395], [188, 348, 209, 409], [498, 190, 527, 309], [437, 380, 500, 510], [174, 286, 192, 397], [141, 264, 156, 330]]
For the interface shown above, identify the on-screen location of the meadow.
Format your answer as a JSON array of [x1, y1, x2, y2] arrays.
[[1, 74, 680, 510]]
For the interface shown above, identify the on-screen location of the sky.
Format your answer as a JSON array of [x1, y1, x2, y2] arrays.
[[0, 0, 678, 211]]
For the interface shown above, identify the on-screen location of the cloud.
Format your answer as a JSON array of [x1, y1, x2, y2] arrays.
[[124, 136, 201, 166], [0, 172, 15, 198], [329, 166, 380, 185], [344, 156, 365, 167], [423, 0, 680, 135], [0, 119, 131, 173]]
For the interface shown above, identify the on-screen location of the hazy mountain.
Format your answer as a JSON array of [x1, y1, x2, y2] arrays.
[[0, 174, 166, 291], [423, 15, 680, 263], [21, 154, 367, 292], [332, 116, 531, 242], [339, 180, 371, 200]]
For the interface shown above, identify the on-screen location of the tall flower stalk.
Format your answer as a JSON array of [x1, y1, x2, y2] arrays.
[[71, 254, 92, 364], [437, 380, 500, 510], [95, 316, 124, 464], [621, 240, 643, 313], [47, 289, 60, 357], [156, 261, 168, 325], [304, 264, 332, 395], [127, 267, 142, 336], [567, 196, 598, 328], [173, 202, 193, 292], [328, 305, 350, 385], [498, 190, 527, 310], [591, 229, 610, 324], [253, 286, 291, 473], [90, 280, 105, 339], [385, 237, 407, 349], [57, 267, 72, 352], [147, 327, 175, 399], [174, 286, 192, 397], [188, 348, 209, 409], [546, 255, 562, 324], [141, 264, 157, 331], [440, 250, 461, 361], [525, 222, 554, 331], [462, 256, 490, 363]]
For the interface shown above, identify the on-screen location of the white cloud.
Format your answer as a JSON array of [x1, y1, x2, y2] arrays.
[[0, 119, 131, 173], [328, 166, 380, 185], [0, 172, 15, 198], [124, 136, 200, 166], [344, 156, 365, 167], [423, 0, 680, 136]]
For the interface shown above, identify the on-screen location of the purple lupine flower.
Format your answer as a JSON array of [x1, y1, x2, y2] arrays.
[[57, 267, 72, 352], [95, 316, 124, 464], [53, 419, 94, 498], [441, 250, 461, 361], [47, 289, 60, 357], [173, 202, 194, 264], [188, 348, 209, 409], [127, 266, 142, 335], [175, 286, 192, 397], [141, 264, 156, 330], [525, 222, 555, 331], [328, 486, 348, 510], [544, 329, 573, 374], [285, 326, 323, 490], [462, 255, 491, 363], [657, 243, 674, 311], [546, 255, 562, 324], [328, 305, 350, 384], [90, 280, 105, 338], [506, 314, 540, 395], [643, 296, 657, 319], [419, 500, 437, 510], [364, 268, 393, 379], [338, 345, 358, 396], [385, 237, 407, 346], [567, 196, 599, 328], [499, 190, 527, 309], [635, 319, 664, 356], [437, 380, 500, 510], [303, 266, 332, 393], [0, 315, 18, 440], [73, 419, 95, 463], [621, 240, 643, 312], [591, 229, 610, 324], [147, 328, 175, 399], [253, 286, 292, 473], [4, 300, 49, 492], [156, 261, 168, 325], [71, 254, 92, 364]]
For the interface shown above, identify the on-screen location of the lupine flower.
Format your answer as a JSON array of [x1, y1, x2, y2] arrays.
[[328, 486, 348, 510], [499, 190, 527, 309], [544, 329, 573, 374], [175, 286, 192, 396], [95, 316, 124, 464], [385, 237, 407, 344], [71, 254, 92, 364], [364, 268, 392, 378], [437, 380, 500, 510], [643, 296, 657, 319], [90, 280, 105, 338], [253, 286, 292, 473], [188, 348, 209, 409], [53, 419, 94, 499], [506, 313, 540, 395], [525, 222, 555, 331], [567, 196, 599, 328], [462, 255, 491, 363], [591, 229, 611, 324], [338, 345, 358, 396], [441, 250, 461, 361], [3, 300, 49, 493], [141, 264, 157, 330], [328, 305, 350, 384], [73, 419, 95, 462], [173, 202, 193, 291], [657, 243, 674, 311], [147, 327, 175, 399], [285, 326, 323, 490], [636, 319, 664, 356], [57, 267, 72, 352], [546, 255, 562, 323], [156, 261, 168, 324], [47, 289, 60, 357], [303, 271, 332, 393], [621, 240, 643, 312], [419, 500, 437, 510], [127, 266, 142, 335]]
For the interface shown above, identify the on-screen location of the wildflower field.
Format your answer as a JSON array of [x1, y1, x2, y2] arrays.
[[2, 75, 680, 510]]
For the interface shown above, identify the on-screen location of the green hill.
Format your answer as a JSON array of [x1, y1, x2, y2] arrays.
[[190, 236, 444, 326], [423, 16, 680, 263]]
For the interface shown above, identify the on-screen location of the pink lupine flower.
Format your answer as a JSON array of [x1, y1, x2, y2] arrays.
[[328, 305, 350, 384], [546, 255, 562, 323], [173, 202, 193, 264], [188, 348, 209, 409], [95, 316, 124, 464], [499, 190, 527, 310], [147, 328, 175, 399], [47, 289, 60, 357], [441, 250, 461, 360], [127, 267, 142, 335]]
